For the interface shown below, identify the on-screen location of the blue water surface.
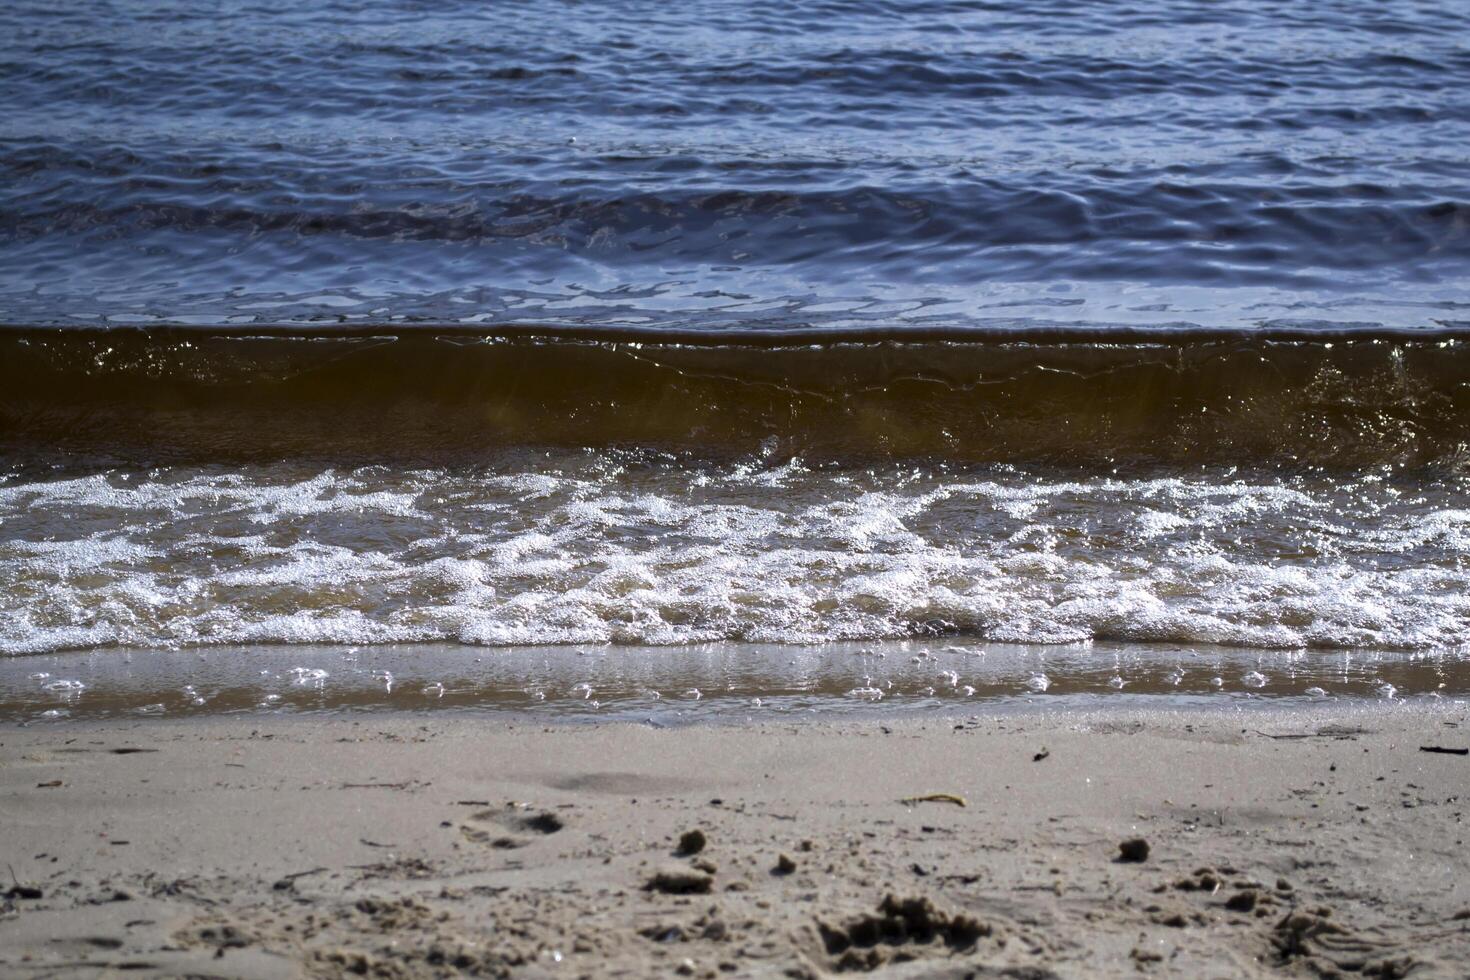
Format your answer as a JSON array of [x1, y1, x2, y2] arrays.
[[1, 0, 1468, 333]]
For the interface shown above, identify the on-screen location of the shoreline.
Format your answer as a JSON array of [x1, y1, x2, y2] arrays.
[[3, 704, 1467, 978], [4, 640, 1460, 726]]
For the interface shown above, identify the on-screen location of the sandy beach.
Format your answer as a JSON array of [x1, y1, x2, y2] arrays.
[[2, 704, 1467, 978]]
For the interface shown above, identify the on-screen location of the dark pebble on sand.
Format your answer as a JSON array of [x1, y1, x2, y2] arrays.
[[677, 829, 707, 855], [1225, 890, 1258, 912], [1118, 838, 1150, 863], [775, 853, 797, 874]]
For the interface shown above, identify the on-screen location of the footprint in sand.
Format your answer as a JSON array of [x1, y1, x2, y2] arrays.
[[813, 895, 1006, 974], [460, 806, 565, 850], [1273, 909, 1417, 977]]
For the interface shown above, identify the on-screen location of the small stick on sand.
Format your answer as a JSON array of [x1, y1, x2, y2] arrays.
[[1419, 745, 1469, 756], [899, 793, 967, 807], [278, 867, 328, 882]]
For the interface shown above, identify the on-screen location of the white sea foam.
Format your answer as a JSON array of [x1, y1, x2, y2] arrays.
[[2, 459, 1468, 655]]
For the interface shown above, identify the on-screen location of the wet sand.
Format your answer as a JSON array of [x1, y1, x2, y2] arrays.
[[2, 705, 1468, 978]]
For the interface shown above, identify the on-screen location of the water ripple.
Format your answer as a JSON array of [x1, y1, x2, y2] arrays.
[[1, 0, 1467, 328]]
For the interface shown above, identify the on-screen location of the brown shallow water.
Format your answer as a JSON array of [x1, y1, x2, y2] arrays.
[[3, 639, 1465, 724], [6, 332, 1470, 466]]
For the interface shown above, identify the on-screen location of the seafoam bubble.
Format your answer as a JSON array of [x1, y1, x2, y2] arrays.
[[1025, 673, 1050, 693], [288, 667, 328, 685], [423, 682, 445, 698], [961, 685, 976, 696], [939, 670, 959, 687], [44, 679, 85, 697], [1304, 686, 1328, 697], [29, 672, 50, 680], [685, 688, 702, 700], [1108, 675, 1125, 689], [1210, 676, 1224, 688], [39, 708, 68, 719], [1243, 671, 1268, 688], [136, 703, 165, 715], [572, 683, 593, 699], [1165, 668, 1184, 686], [1377, 682, 1397, 699], [848, 686, 884, 701]]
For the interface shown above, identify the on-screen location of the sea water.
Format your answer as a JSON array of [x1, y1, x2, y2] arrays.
[[3, 0, 1469, 718]]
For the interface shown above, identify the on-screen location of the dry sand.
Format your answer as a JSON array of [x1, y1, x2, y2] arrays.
[[2, 705, 1468, 978]]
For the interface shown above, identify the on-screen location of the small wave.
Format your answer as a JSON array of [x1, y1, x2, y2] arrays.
[[2, 328, 1469, 467], [5, 142, 1467, 291]]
